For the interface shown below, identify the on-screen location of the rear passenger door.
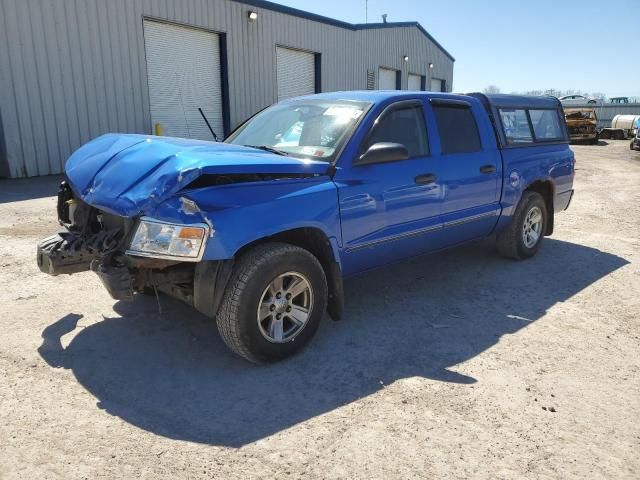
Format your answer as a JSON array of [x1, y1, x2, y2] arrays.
[[429, 99, 501, 243]]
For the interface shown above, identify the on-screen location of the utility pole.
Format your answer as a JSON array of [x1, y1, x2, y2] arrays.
[[365, 0, 368, 23]]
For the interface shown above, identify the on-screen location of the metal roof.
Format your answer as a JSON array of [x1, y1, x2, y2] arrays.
[[285, 91, 569, 110], [283, 91, 474, 104], [232, 0, 455, 62]]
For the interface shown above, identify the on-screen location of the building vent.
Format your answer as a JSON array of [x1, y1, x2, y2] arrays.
[[366, 70, 375, 90]]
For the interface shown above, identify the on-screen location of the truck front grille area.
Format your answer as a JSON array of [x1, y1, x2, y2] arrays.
[[570, 125, 595, 134], [37, 181, 131, 276]]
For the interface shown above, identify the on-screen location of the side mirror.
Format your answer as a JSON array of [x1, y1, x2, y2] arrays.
[[355, 142, 409, 166]]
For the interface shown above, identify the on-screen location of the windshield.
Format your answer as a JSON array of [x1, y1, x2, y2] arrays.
[[225, 99, 371, 162]]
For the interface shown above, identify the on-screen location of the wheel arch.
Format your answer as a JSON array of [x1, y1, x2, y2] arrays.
[[234, 227, 344, 321], [524, 179, 555, 235]]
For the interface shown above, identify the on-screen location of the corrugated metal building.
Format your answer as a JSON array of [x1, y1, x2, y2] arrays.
[[0, 0, 455, 178]]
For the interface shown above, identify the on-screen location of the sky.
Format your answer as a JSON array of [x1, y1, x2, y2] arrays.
[[274, 0, 640, 97]]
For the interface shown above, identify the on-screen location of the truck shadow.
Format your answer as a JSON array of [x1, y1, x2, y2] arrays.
[[0, 175, 63, 203], [39, 238, 628, 447]]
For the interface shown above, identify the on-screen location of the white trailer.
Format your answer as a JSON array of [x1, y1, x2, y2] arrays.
[[599, 114, 640, 139]]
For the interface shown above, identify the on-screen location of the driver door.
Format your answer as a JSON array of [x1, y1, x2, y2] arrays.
[[334, 100, 445, 276]]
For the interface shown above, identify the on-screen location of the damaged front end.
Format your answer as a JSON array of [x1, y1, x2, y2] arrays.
[[37, 181, 224, 307], [37, 133, 332, 316], [37, 181, 139, 299]]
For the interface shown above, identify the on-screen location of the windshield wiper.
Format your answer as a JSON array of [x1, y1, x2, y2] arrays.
[[245, 145, 289, 156]]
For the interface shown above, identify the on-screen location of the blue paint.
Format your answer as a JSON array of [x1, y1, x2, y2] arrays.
[[65, 134, 329, 217], [64, 91, 574, 277]]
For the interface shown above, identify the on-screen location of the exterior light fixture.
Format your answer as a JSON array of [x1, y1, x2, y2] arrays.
[[248, 11, 258, 21], [429, 63, 434, 69], [403, 55, 409, 62]]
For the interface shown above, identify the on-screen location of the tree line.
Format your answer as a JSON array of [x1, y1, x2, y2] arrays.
[[482, 85, 637, 102]]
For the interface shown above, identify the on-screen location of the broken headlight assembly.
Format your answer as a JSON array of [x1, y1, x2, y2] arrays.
[[126, 217, 210, 261]]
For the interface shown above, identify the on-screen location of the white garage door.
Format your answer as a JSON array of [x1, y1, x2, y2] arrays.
[[408, 74, 422, 91], [276, 47, 315, 101], [430, 78, 445, 92], [143, 20, 224, 140], [378, 68, 398, 90]]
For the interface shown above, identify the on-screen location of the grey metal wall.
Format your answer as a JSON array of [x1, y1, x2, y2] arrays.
[[0, 0, 454, 178], [565, 104, 640, 128]]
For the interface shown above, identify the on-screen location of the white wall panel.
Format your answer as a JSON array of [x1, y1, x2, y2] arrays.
[[408, 73, 422, 91], [378, 68, 397, 90], [143, 20, 223, 140], [276, 47, 315, 101], [431, 78, 445, 92]]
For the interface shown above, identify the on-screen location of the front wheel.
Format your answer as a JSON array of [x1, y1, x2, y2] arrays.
[[497, 191, 548, 260], [216, 242, 327, 363]]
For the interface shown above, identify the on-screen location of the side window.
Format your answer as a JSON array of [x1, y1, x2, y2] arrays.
[[529, 109, 564, 141], [433, 105, 482, 154], [364, 105, 429, 158], [499, 109, 533, 145]]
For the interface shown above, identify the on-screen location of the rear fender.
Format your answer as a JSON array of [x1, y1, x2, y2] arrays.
[[495, 145, 573, 235]]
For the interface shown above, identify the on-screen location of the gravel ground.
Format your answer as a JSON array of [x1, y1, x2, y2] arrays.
[[1, 140, 639, 479]]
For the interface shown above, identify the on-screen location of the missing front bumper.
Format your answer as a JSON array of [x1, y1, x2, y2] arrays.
[[36, 228, 122, 276], [37, 231, 135, 300], [37, 230, 232, 316], [90, 260, 134, 301], [37, 233, 95, 276]]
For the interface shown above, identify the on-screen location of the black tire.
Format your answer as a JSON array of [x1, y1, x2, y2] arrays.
[[590, 137, 599, 145], [496, 191, 548, 260], [216, 242, 327, 363]]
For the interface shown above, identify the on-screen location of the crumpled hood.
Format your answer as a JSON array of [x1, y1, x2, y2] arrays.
[[65, 134, 330, 217]]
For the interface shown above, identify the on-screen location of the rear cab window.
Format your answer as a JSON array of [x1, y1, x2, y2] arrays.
[[432, 104, 482, 154], [498, 107, 566, 146], [529, 109, 564, 141], [499, 109, 533, 145]]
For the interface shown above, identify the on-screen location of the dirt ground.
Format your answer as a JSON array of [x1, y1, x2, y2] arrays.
[[0, 140, 638, 479]]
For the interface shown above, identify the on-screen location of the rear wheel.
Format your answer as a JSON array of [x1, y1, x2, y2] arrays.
[[216, 242, 327, 363], [497, 191, 548, 260]]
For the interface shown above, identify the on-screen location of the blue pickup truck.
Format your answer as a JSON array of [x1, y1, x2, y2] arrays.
[[38, 91, 574, 363]]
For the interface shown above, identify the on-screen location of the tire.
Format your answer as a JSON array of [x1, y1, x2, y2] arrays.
[[496, 191, 548, 260], [216, 242, 327, 363], [590, 137, 599, 145]]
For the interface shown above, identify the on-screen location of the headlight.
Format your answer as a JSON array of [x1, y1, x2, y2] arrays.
[[126, 217, 210, 261]]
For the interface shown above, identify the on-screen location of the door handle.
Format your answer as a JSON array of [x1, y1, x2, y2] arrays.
[[480, 164, 496, 174], [414, 173, 437, 185]]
